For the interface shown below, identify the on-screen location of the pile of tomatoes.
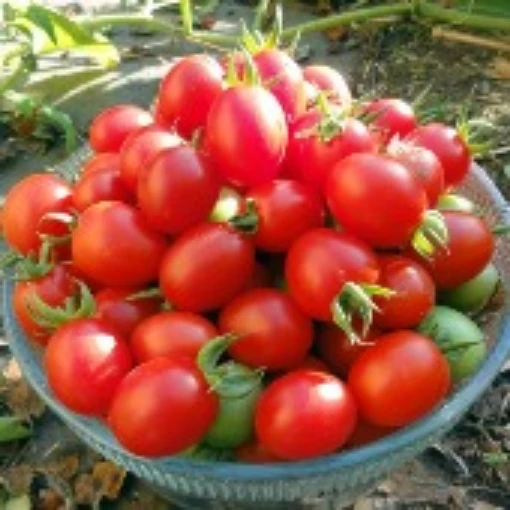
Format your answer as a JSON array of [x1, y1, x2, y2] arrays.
[[2, 47, 501, 463]]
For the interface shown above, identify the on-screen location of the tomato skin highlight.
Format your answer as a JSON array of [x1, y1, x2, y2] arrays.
[[255, 370, 358, 460], [219, 288, 313, 371], [348, 330, 451, 427], [71, 201, 167, 287], [108, 356, 219, 457], [159, 222, 255, 313], [44, 318, 133, 416]]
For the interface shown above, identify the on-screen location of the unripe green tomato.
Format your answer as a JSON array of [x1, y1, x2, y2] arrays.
[[418, 305, 486, 382], [436, 193, 476, 214], [439, 263, 499, 315], [209, 187, 242, 223]]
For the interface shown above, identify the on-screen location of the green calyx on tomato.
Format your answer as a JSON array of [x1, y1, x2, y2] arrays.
[[436, 193, 476, 214], [209, 187, 243, 223], [411, 209, 448, 259], [228, 198, 259, 235], [331, 282, 394, 344], [13, 239, 55, 281]]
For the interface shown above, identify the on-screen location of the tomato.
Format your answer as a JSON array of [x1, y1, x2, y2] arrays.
[[13, 264, 76, 345], [255, 370, 357, 460], [387, 140, 445, 207], [88, 105, 153, 153], [348, 331, 450, 427], [363, 98, 417, 145], [3, 174, 73, 255], [317, 325, 379, 379], [284, 109, 375, 193], [130, 311, 217, 364], [285, 228, 379, 321], [72, 201, 167, 287], [119, 125, 183, 192], [95, 287, 162, 339], [80, 152, 120, 176], [107, 357, 218, 456], [439, 263, 499, 314], [204, 85, 288, 188], [374, 255, 435, 330], [72, 165, 134, 212], [219, 288, 313, 371], [159, 222, 255, 313], [326, 153, 427, 248], [418, 306, 487, 382], [246, 180, 325, 252], [235, 439, 283, 463], [138, 145, 221, 236], [44, 318, 133, 415], [157, 55, 224, 139], [302, 65, 352, 109], [406, 123, 471, 188], [410, 211, 495, 289]]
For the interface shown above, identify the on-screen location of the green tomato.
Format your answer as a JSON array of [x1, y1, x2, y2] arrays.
[[205, 364, 263, 449], [209, 187, 242, 223], [436, 193, 476, 214], [418, 306, 486, 382], [439, 263, 500, 315]]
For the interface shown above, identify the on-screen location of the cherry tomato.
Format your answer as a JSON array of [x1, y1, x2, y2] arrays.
[[3, 174, 73, 255], [326, 153, 427, 248], [255, 370, 357, 460], [246, 180, 325, 252], [348, 331, 450, 427], [302, 65, 352, 109], [130, 311, 218, 364], [72, 201, 167, 287], [80, 152, 120, 176], [285, 228, 379, 321], [159, 222, 255, 313], [157, 55, 224, 139], [410, 211, 495, 289], [44, 318, 133, 415], [108, 357, 218, 456], [374, 255, 435, 330], [204, 85, 288, 188], [138, 145, 221, 236], [119, 125, 183, 192], [406, 123, 471, 188], [89, 105, 152, 153], [94, 287, 162, 339], [219, 288, 313, 371]]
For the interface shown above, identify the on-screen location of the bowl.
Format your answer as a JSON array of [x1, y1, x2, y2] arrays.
[[3, 147, 510, 509]]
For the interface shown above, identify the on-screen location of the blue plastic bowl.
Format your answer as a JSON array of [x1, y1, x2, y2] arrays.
[[3, 148, 510, 509]]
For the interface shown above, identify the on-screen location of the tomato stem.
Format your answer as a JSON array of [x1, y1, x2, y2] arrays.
[[411, 210, 448, 259], [229, 198, 259, 234]]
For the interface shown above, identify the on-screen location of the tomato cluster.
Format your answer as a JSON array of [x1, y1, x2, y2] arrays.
[[3, 49, 500, 463]]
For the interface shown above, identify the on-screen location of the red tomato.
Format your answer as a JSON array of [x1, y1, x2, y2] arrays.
[[95, 287, 162, 339], [159, 222, 255, 313], [138, 145, 221, 236], [80, 152, 120, 176], [130, 311, 218, 364], [72, 165, 134, 212], [285, 228, 379, 321], [363, 98, 417, 145], [13, 265, 76, 345], [71, 201, 167, 287], [44, 318, 133, 415], [3, 174, 73, 255], [246, 180, 325, 252], [157, 55, 224, 139], [410, 211, 495, 289], [374, 255, 435, 330], [89, 105, 152, 153], [317, 325, 379, 379], [348, 331, 450, 427], [119, 125, 183, 192], [255, 370, 357, 460], [204, 85, 288, 188], [235, 439, 283, 464], [326, 153, 427, 248], [406, 123, 471, 188], [108, 357, 218, 456], [284, 109, 375, 193], [387, 140, 445, 207], [302, 65, 352, 109], [219, 288, 313, 371]]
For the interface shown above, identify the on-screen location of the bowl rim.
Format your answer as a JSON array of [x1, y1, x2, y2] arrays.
[[3, 163, 510, 482]]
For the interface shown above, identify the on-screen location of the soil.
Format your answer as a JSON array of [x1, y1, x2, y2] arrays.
[[1, 1, 509, 509]]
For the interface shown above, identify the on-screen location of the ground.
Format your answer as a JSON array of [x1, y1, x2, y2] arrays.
[[1, 1, 509, 509]]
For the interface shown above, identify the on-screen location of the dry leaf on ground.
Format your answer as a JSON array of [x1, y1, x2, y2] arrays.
[[1, 465, 34, 495], [3, 379, 46, 421], [92, 460, 126, 500], [487, 58, 510, 80]]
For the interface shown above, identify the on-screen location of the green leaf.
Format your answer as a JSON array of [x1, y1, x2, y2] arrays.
[[0, 416, 32, 443], [25, 4, 58, 44]]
